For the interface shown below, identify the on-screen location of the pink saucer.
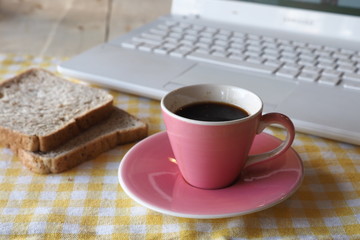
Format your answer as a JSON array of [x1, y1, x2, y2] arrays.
[[118, 131, 303, 219]]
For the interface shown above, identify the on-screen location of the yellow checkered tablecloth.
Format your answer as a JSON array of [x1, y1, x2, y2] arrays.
[[0, 54, 359, 240]]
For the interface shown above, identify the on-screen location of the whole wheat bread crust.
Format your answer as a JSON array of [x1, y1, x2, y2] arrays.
[[16, 108, 148, 174], [36, 100, 113, 151], [0, 68, 113, 152]]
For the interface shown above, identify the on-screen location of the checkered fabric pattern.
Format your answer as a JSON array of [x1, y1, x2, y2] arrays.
[[0, 54, 359, 240]]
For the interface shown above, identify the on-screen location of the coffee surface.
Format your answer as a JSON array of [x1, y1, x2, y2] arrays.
[[174, 101, 249, 121]]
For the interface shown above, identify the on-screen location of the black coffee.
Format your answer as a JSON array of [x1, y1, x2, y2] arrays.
[[174, 101, 249, 121]]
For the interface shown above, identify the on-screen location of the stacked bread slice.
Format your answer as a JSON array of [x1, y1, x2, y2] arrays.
[[0, 68, 147, 174]]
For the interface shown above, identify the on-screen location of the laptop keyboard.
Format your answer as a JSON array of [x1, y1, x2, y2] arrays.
[[120, 19, 360, 91]]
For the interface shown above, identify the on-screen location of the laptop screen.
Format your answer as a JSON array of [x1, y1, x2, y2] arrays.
[[237, 0, 360, 17]]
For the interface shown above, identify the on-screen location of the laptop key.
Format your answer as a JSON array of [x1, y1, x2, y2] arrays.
[[186, 52, 277, 74], [318, 76, 340, 86], [298, 59, 317, 67], [132, 37, 162, 45], [275, 68, 300, 79], [212, 50, 228, 58], [298, 53, 317, 61], [333, 52, 352, 60], [282, 63, 303, 71], [343, 81, 360, 90], [301, 66, 322, 74], [246, 56, 264, 64], [121, 41, 140, 49], [317, 56, 335, 64], [153, 45, 177, 55], [337, 58, 356, 67], [149, 28, 168, 36], [228, 53, 246, 61], [317, 62, 337, 70], [264, 59, 283, 68], [262, 52, 280, 60], [342, 72, 360, 82], [194, 47, 211, 54], [337, 65, 357, 73], [351, 55, 360, 62], [138, 43, 158, 52], [297, 72, 319, 82], [140, 33, 165, 41], [322, 69, 342, 78], [170, 48, 193, 58]]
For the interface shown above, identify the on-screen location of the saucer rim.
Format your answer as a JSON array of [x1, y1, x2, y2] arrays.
[[118, 131, 304, 219]]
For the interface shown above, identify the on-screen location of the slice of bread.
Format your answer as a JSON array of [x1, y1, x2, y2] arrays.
[[0, 68, 113, 152], [16, 107, 148, 174]]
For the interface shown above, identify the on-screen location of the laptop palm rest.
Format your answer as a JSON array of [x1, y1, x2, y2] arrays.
[[59, 44, 195, 98], [169, 63, 297, 112], [276, 84, 359, 133]]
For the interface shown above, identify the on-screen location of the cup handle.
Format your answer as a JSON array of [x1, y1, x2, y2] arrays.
[[245, 113, 295, 167]]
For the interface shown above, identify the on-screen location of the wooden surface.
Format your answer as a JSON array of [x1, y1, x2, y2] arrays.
[[0, 0, 171, 57]]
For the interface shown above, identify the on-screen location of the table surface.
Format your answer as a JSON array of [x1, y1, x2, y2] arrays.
[[0, 0, 171, 57], [0, 1, 359, 239]]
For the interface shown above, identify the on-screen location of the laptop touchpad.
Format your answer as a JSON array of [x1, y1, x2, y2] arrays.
[[169, 63, 297, 111]]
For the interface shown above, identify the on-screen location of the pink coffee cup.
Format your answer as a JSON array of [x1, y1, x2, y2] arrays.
[[161, 84, 295, 189]]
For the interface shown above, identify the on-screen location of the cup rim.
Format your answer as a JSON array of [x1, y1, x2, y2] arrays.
[[160, 84, 263, 126]]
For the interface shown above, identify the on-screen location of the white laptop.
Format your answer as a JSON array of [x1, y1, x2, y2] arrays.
[[58, 0, 360, 145]]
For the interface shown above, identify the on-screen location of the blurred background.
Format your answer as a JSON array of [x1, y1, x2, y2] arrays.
[[0, 0, 171, 57]]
